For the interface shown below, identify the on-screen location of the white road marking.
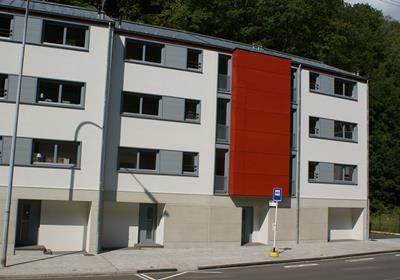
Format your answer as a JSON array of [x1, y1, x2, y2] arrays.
[[137, 273, 157, 280], [395, 254, 400, 257], [159, 271, 188, 280], [284, 263, 319, 268], [194, 271, 224, 274], [345, 257, 375, 263]]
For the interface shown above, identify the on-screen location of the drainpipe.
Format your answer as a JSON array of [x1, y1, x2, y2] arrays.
[[96, 20, 115, 253], [296, 64, 302, 245], [1, 0, 30, 267]]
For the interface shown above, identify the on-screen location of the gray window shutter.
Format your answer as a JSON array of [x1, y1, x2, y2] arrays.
[[318, 74, 334, 95], [352, 167, 358, 183], [159, 150, 182, 175], [1, 137, 32, 165], [352, 84, 358, 99], [20, 77, 38, 103], [319, 118, 334, 138], [13, 16, 43, 44], [162, 96, 185, 121], [353, 125, 358, 142], [0, 137, 3, 163], [6, 76, 37, 103], [164, 45, 187, 69], [319, 162, 334, 183]]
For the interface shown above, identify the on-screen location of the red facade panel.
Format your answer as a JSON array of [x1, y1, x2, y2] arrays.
[[229, 49, 291, 197]]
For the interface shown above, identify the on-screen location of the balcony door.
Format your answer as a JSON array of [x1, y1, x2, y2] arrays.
[[15, 200, 41, 247]]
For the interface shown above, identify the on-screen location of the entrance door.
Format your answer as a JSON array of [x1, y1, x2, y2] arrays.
[[15, 200, 41, 247], [241, 206, 253, 245], [139, 204, 157, 245]]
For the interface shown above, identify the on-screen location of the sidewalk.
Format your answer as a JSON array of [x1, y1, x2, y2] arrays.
[[1, 239, 400, 278]]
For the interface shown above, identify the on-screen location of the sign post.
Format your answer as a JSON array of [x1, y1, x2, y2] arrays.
[[269, 187, 282, 257]]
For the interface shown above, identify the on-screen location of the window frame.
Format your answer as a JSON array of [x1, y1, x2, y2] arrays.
[[309, 72, 320, 91], [334, 78, 356, 98], [333, 164, 356, 183], [121, 92, 162, 118], [125, 39, 165, 65], [186, 48, 202, 71], [118, 147, 160, 173], [0, 74, 8, 99], [42, 20, 89, 49], [184, 99, 201, 122], [0, 13, 13, 39], [182, 152, 199, 175], [31, 139, 81, 168], [37, 78, 85, 107], [308, 161, 319, 181], [309, 117, 320, 136]]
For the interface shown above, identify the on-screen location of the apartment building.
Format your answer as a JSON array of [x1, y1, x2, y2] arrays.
[[0, 0, 368, 254]]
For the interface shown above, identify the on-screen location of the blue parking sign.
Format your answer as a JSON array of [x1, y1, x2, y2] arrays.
[[273, 187, 282, 202]]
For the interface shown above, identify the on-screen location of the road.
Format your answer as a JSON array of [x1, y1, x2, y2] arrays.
[[15, 252, 400, 280]]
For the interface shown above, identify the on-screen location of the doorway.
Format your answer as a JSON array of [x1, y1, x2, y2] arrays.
[[241, 206, 253, 245], [138, 204, 157, 245], [15, 200, 41, 247]]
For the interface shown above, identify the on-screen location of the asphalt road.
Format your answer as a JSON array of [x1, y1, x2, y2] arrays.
[[15, 252, 400, 280]]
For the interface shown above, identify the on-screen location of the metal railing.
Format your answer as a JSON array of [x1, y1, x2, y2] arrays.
[[218, 74, 231, 92], [214, 175, 228, 194], [216, 124, 229, 143]]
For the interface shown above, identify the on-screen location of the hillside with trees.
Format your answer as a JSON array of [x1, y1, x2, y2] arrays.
[[49, 0, 400, 212]]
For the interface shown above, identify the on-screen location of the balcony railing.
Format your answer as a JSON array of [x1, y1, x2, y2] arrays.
[[214, 175, 228, 194], [216, 124, 230, 143], [218, 74, 231, 92]]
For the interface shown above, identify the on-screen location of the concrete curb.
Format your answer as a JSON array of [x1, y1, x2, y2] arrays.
[[197, 249, 400, 270]]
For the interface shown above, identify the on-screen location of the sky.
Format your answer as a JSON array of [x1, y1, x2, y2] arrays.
[[345, 0, 400, 20]]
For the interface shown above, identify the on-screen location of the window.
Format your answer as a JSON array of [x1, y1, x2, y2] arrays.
[[0, 14, 12, 38], [187, 49, 202, 70], [118, 148, 158, 171], [308, 162, 319, 180], [334, 78, 356, 98], [334, 164, 356, 182], [0, 75, 7, 98], [309, 72, 319, 91], [334, 121, 356, 140], [43, 21, 87, 48], [122, 92, 161, 116], [32, 140, 79, 166], [309, 117, 319, 135], [38, 80, 83, 106], [182, 152, 198, 174], [218, 54, 231, 92], [185, 99, 200, 121], [126, 39, 164, 64]]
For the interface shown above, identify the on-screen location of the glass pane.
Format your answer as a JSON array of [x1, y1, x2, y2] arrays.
[[334, 122, 344, 138], [309, 117, 318, 135], [119, 148, 137, 169], [122, 93, 140, 113], [126, 41, 143, 60], [187, 49, 201, 69], [145, 44, 162, 63], [183, 153, 197, 173], [217, 99, 227, 125], [215, 150, 226, 176], [345, 82, 354, 97], [0, 16, 11, 37], [218, 55, 229, 75], [334, 79, 344, 95], [344, 166, 353, 181], [57, 142, 78, 165], [308, 162, 318, 179], [32, 141, 55, 163], [185, 100, 199, 120], [39, 81, 60, 103], [0, 75, 6, 98], [65, 26, 86, 47], [344, 124, 353, 139], [61, 83, 82, 105], [309, 73, 318, 90], [43, 23, 64, 44], [142, 96, 160, 115], [334, 165, 343, 181], [139, 151, 157, 170]]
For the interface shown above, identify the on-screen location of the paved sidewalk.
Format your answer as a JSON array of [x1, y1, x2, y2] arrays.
[[1, 239, 400, 278]]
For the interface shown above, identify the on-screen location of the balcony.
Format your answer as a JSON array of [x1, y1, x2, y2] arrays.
[[216, 124, 230, 143], [214, 175, 228, 194], [218, 74, 231, 92]]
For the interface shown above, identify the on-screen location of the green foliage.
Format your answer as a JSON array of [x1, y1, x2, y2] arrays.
[[49, 0, 400, 212]]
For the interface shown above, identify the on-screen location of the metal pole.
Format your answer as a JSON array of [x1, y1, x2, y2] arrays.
[[1, 0, 30, 267], [273, 202, 278, 252], [296, 64, 302, 244]]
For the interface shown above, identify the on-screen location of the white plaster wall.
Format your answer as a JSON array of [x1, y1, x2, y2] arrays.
[[38, 200, 90, 251], [251, 206, 269, 244], [155, 204, 166, 245], [0, 23, 110, 190], [299, 69, 368, 200], [102, 202, 139, 248], [104, 34, 218, 196]]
